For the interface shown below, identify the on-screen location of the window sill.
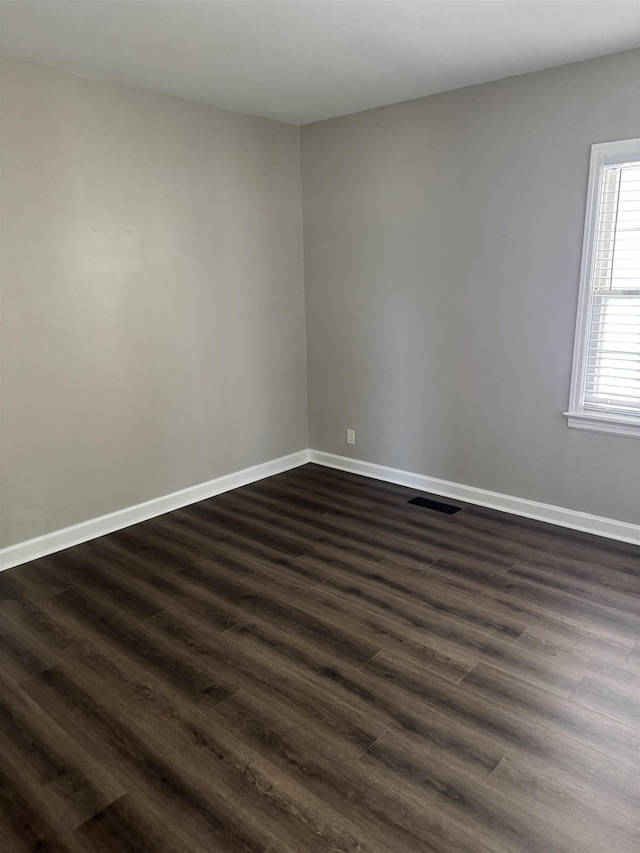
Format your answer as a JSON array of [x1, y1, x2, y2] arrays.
[[564, 411, 640, 438]]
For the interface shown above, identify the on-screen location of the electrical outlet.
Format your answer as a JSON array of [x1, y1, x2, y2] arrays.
[[347, 428, 356, 445]]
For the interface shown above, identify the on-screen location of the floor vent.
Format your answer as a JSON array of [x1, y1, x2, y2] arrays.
[[408, 496, 462, 515]]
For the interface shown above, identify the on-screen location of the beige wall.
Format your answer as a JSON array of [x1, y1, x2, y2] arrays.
[[1, 57, 308, 547], [301, 49, 640, 525]]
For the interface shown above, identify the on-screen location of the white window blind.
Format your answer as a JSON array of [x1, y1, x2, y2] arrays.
[[584, 161, 640, 416], [567, 139, 640, 438]]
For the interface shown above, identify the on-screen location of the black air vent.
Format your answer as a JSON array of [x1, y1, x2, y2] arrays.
[[408, 496, 462, 515]]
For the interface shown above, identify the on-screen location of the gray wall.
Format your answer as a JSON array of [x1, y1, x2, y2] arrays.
[[302, 49, 640, 524], [1, 57, 308, 547], [3, 50, 638, 549]]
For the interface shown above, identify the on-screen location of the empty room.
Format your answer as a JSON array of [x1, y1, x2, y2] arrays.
[[1, 1, 639, 851]]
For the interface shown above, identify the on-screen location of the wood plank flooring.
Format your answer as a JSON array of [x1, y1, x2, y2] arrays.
[[0, 463, 638, 852]]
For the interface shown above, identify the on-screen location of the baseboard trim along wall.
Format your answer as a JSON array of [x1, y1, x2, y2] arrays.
[[2, 446, 637, 572], [0, 450, 311, 571], [309, 450, 640, 547]]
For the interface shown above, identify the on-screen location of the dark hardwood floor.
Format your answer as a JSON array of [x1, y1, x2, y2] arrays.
[[0, 463, 638, 852]]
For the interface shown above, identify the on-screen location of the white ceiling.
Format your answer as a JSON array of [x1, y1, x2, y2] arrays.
[[1, 1, 639, 125]]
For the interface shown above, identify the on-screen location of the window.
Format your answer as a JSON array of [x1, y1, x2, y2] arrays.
[[566, 138, 640, 438]]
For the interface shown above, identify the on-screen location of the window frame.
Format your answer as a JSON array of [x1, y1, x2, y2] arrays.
[[565, 138, 640, 439]]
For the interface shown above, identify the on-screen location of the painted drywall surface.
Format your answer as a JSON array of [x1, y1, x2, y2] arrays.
[[301, 49, 640, 525], [1, 57, 308, 547]]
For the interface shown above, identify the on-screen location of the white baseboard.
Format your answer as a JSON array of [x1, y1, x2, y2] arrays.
[[0, 450, 310, 572], [309, 450, 640, 547], [2, 446, 636, 571]]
